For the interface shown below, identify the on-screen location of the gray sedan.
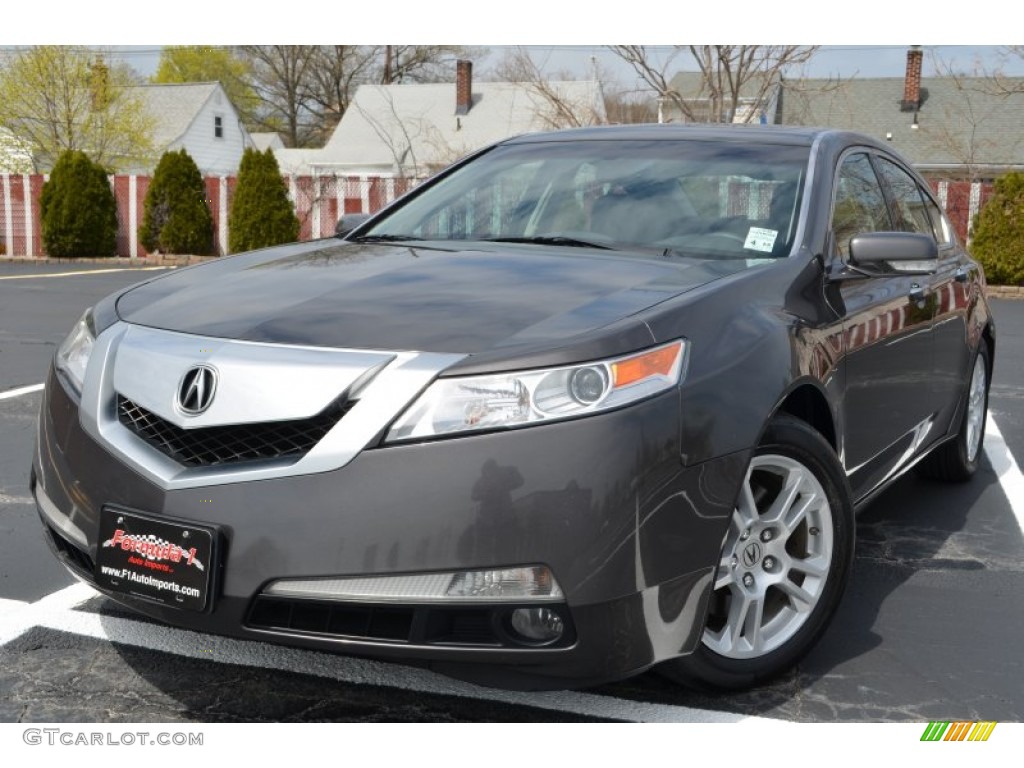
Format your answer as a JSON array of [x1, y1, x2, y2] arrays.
[[33, 125, 993, 690]]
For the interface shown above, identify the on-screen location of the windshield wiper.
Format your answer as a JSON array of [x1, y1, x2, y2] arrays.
[[349, 234, 421, 243], [483, 236, 613, 250]]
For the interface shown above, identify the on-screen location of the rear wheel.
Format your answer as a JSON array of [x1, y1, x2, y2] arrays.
[[917, 343, 990, 483], [658, 415, 854, 691]]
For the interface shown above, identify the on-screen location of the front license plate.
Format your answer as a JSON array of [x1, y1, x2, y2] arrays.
[[95, 507, 215, 612]]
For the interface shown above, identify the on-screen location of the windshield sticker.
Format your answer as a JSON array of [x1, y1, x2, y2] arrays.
[[744, 227, 778, 253]]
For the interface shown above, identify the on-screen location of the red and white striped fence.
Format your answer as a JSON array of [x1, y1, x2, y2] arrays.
[[0, 173, 993, 259], [0, 173, 417, 258]]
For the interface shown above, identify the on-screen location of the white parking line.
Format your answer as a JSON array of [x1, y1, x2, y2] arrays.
[[0, 582, 95, 645], [0, 490, 33, 505], [0, 597, 28, 613], [0, 382, 44, 400], [0, 266, 171, 281], [1, 582, 771, 723], [984, 415, 1024, 536]]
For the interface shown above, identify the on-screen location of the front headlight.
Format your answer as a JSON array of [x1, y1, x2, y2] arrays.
[[386, 339, 687, 442], [55, 310, 96, 396]]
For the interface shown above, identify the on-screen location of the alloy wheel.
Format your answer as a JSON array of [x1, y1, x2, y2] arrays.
[[702, 454, 834, 659], [965, 355, 987, 464]]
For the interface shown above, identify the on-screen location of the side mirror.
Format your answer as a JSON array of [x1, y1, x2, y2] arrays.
[[335, 213, 370, 238], [848, 232, 938, 267]]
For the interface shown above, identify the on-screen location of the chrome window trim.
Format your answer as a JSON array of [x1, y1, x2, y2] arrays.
[[786, 131, 825, 257]]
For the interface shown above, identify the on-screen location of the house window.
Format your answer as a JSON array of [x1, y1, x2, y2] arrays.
[[214, 115, 223, 139]]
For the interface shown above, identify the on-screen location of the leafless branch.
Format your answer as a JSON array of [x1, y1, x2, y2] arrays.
[[608, 45, 818, 123], [492, 48, 606, 128]]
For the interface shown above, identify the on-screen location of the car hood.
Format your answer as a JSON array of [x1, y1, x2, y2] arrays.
[[116, 240, 756, 354]]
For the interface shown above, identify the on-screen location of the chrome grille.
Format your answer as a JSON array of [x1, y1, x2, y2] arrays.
[[117, 395, 353, 468]]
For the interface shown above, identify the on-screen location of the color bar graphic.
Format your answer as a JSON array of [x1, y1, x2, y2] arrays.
[[921, 721, 996, 741]]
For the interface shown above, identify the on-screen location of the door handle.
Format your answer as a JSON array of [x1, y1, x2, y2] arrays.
[[909, 283, 926, 302]]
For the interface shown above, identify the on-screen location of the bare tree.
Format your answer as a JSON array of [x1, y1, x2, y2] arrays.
[[352, 86, 428, 177], [603, 88, 657, 124], [923, 53, 1021, 181], [492, 48, 606, 128], [609, 45, 818, 123], [978, 46, 1024, 96], [378, 46, 484, 85], [237, 45, 485, 148], [239, 45, 317, 147], [302, 46, 379, 145]]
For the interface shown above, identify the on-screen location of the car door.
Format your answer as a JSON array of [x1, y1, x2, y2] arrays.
[[830, 151, 938, 501], [874, 156, 972, 436]]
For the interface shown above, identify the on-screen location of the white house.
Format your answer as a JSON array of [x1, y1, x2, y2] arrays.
[[250, 132, 285, 152], [275, 61, 606, 178], [129, 82, 251, 175], [0, 127, 35, 173]]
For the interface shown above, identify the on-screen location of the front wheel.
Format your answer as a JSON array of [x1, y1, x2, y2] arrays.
[[658, 415, 855, 691]]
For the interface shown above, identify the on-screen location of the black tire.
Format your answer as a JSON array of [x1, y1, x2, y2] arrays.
[[657, 415, 855, 692], [916, 343, 991, 483]]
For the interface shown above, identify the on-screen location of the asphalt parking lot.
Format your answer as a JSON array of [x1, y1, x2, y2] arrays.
[[1, 260, 1022, 723]]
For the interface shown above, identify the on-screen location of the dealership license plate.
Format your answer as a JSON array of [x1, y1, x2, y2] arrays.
[[95, 507, 215, 612]]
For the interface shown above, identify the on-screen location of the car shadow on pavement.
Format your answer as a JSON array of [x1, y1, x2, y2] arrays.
[[593, 455, 1023, 721]]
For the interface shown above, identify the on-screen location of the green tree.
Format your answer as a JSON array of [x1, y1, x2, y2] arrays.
[[139, 149, 214, 255], [228, 148, 299, 253], [40, 150, 118, 257], [0, 46, 153, 171], [972, 172, 1024, 286], [153, 46, 260, 128]]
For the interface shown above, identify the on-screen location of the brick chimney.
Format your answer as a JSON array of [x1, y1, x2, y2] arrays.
[[455, 60, 473, 115], [901, 46, 923, 112]]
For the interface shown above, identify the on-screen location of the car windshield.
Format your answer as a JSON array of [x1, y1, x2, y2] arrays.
[[360, 138, 810, 259]]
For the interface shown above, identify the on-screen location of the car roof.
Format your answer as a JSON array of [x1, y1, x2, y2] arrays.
[[503, 123, 876, 150]]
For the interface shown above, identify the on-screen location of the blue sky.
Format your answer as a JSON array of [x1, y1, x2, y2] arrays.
[[7, 0, 1018, 86], [485, 45, 1024, 85], [30, 44, 1023, 92]]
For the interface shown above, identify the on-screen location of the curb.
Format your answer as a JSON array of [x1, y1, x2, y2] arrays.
[[986, 286, 1024, 300], [0, 255, 218, 267]]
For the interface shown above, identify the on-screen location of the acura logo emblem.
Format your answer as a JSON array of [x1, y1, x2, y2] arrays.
[[177, 365, 218, 415], [742, 542, 762, 568]]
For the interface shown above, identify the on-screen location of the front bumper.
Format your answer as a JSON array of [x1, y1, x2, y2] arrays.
[[33, 364, 748, 689]]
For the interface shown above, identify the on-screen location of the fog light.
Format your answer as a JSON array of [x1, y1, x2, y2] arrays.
[[509, 607, 565, 645]]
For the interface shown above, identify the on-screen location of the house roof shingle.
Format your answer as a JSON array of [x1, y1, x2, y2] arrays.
[[126, 82, 222, 149], [278, 79, 606, 175], [780, 76, 1024, 172]]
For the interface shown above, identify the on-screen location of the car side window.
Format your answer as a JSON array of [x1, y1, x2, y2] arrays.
[[874, 157, 936, 239], [832, 153, 891, 258]]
